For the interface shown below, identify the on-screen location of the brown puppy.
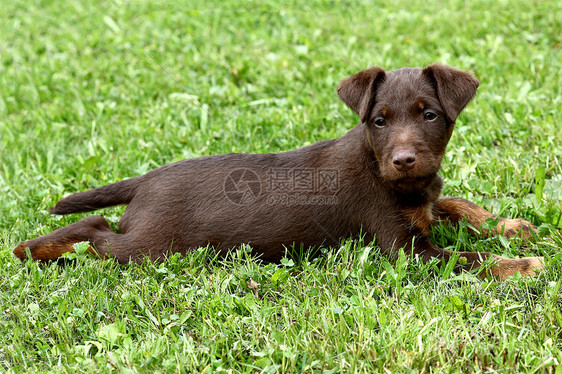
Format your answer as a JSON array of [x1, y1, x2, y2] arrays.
[[14, 64, 543, 280]]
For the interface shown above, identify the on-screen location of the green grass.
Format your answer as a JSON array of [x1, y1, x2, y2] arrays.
[[1, 0, 561, 372]]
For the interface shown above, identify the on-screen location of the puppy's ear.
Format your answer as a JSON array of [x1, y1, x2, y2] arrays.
[[423, 64, 479, 123], [337, 67, 386, 123]]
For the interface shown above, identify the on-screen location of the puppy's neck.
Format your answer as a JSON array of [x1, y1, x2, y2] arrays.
[[393, 175, 443, 206], [396, 176, 443, 237], [340, 122, 382, 173]]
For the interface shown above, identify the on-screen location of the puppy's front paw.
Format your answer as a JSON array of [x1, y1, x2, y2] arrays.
[[497, 218, 537, 240], [491, 255, 544, 280]]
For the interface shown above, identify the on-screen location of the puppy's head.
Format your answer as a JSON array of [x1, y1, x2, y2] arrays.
[[338, 64, 479, 193]]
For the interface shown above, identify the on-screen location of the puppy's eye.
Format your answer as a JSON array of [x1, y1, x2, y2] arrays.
[[424, 111, 437, 121], [373, 118, 386, 127]]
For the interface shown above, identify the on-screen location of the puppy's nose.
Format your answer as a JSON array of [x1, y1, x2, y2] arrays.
[[392, 150, 417, 171]]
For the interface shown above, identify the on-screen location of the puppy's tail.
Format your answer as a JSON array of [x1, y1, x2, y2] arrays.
[[49, 176, 143, 215]]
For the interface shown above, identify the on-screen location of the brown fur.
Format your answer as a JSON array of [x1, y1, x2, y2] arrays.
[[402, 204, 434, 237], [14, 64, 543, 280], [433, 197, 536, 239]]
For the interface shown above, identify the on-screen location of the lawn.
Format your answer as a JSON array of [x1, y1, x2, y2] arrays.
[[0, 0, 561, 372]]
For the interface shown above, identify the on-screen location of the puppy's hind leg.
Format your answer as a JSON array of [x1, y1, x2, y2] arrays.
[[13, 215, 114, 261]]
